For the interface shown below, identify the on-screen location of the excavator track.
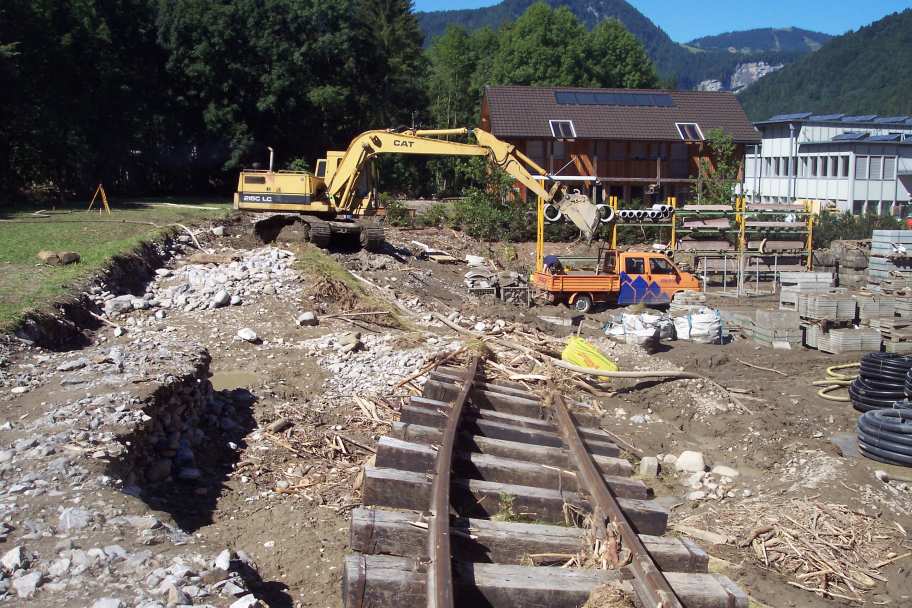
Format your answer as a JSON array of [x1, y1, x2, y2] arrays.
[[360, 225, 385, 252], [308, 220, 333, 249]]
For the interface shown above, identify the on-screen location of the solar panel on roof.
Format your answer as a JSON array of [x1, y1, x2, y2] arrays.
[[553, 91, 674, 107], [874, 116, 909, 124], [832, 132, 868, 141], [809, 113, 845, 121], [555, 91, 577, 105], [841, 115, 877, 122], [575, 92, 597, 104], [768, 112, 812, 121], [868, 134, 902, 142]]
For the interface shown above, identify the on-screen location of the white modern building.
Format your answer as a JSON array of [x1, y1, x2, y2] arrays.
[[743, 113, 912, 216]]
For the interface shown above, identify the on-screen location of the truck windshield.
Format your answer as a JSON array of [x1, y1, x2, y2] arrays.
[[650, 258, 677, 274]]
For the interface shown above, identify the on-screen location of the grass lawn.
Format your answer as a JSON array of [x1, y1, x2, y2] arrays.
[[0, 197, 232, 330]]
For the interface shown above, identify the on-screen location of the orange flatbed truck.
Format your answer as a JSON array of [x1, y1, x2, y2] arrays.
[[529, 197, 700, 313], [531, 249, 701, 313]]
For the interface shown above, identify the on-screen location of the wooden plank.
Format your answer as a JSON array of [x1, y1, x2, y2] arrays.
[[350, 508, 709, 573], [391, 422, 631, 476], [400, 405, 620, 458], [430, 370, 540, 400], [437, 366, 529, 391], [361, 467, 668, 535], [343, 554, 747, 608], [375, 437, 648, 498], [406, 397, 613, 445], [425, 376, 603, 429]]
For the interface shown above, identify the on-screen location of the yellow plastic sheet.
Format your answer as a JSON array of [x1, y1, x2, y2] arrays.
[[561, 336, 619, 372]]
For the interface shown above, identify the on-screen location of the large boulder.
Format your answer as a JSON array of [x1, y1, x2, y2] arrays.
[[37, 251, 80, 265]]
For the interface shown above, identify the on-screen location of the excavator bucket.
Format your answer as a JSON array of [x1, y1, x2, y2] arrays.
[[556, 193, 600, 241]]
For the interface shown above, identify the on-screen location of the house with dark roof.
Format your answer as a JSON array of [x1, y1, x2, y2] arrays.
[[480, 85, 760, 205], [744, 113, 912, 216]]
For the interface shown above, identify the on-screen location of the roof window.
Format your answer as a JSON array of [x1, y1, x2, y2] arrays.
[[549, 120, 576, 139], [676, 122, 704, 142]]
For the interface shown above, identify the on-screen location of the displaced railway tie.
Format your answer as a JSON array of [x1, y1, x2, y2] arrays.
[[345, 359, 748, 608]]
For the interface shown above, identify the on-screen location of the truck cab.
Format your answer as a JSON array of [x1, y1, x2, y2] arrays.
[[531, 248, 701, 313]]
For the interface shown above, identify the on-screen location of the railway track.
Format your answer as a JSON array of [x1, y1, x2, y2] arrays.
[[344, 357, 748, 608]]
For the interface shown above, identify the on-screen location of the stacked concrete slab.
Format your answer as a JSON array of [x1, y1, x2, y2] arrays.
[[867, 230, 912, 286], [752, 310, 802, 349], [779, 271, 835, 310]]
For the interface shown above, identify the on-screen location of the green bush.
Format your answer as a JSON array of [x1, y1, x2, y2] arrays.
[[382, 195, 413, 227], [813, 211, 904, 249], [415, 204, 451, 228]]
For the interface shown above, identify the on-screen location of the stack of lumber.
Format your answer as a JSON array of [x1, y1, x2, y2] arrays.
[[817, 327, 883, 354], [798, 290, 855, 321], [866, 230, 912, 286], [779, 271, 835, 310]]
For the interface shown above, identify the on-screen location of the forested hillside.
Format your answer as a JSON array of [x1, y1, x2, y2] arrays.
[[418, 0, 817, 89], [0, 1, 656, 200], [687, 27, 831, 53], [0, 0, 425, 197], [740, 10, 912, 121]]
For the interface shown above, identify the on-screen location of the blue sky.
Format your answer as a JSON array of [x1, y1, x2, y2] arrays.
[[412, 0, 912, 42]]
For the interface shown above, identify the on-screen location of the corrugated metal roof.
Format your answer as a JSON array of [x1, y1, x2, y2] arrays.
[[484, 85, 760, 143]]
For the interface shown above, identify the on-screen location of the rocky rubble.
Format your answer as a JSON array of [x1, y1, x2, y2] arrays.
[[298, 331, 462, 398], [90, 246, 299, 319], [0, 244, 301, 605]]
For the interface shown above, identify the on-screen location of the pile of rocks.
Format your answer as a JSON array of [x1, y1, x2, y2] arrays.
[[640, 451, 749, 502], [298, 331, 461, 398], [0, 541, 266, 606], [92, 247, 299, 318]]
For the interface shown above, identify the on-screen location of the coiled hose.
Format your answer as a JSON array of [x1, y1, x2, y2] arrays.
[[848, 353, 912, 412], [857, 407, 912, 467], [812, 363, 858, 402]]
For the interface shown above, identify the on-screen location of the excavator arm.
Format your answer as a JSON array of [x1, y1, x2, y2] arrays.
[[325, 128, 559, 213]]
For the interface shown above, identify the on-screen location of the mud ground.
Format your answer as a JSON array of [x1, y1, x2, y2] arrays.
[[1, 220, 910, 608]]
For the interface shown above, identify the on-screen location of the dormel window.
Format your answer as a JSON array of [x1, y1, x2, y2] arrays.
[[675, 122, 704, 142], [549, 120, 576, 139]]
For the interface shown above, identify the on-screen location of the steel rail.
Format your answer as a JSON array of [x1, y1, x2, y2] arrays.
[[550, 392, 683, 608], [427, 357, 480, 608]]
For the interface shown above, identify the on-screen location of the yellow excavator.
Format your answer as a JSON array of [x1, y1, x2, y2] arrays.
[[234, 127, 603, 250]]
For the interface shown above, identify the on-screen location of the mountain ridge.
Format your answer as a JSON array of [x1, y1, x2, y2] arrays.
[[417, 0, 826, 90], [739, 10, 912, 121], [687, 27, 832, 53]]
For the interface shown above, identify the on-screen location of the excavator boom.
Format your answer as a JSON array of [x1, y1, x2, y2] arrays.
[[326, 127, 557, 213]]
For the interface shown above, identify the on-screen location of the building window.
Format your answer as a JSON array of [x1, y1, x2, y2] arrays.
[[675, 122, 704, 141], [811, 157, 818, 177], [773, 157, 780, 176], [870, 156, 883, 180], [548, 120, 576, 139], [765, 157, 772, 175], [884, 157, 896, 180], [791, 158, 798, 177], [855, 156, 868, 179], [841, 156, 849, 177], [853, 200, 864, 214], [801, 157, 808, 177]]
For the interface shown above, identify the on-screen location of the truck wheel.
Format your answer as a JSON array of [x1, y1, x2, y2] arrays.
[[573, 294, 593, 314]]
